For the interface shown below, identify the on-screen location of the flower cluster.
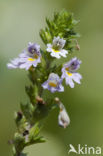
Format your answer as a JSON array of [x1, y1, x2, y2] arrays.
[[8, 37, 82, 90], [7, 35, 82, 130]]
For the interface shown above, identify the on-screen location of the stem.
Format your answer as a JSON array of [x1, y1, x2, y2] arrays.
[[12, 78, 46, 156]]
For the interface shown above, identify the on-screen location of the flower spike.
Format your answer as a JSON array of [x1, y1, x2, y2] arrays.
[[7, 10, 82, 156]]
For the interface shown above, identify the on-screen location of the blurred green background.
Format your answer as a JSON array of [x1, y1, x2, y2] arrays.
[[0, 0, 103, 155]]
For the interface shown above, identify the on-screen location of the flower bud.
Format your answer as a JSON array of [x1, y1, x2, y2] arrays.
[[58, 103, 70, 128]]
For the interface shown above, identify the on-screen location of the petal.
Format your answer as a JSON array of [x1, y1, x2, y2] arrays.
[[19, 57, 28, 63], [72, 73, 82, 84], [46, 47, 52, 52], [59, 49, 68, 57], [42, 81, 49, 89], [32, 59, 40, 67], [46, 44, 52, 52], [59, 52, 66, 57], [61, 49, 68, 54], [50, 52, 60, 59], [58, 84, 64, 92], [10, 58, 20, 65], [19, 50, 28, 58], [7, 58, 20, 69], [7, 63, 17, 69], [49, 87, 57, 93], [66, 76, 74, 88], [32, 62, 38, 67], [61, 69, 67, 79], [19, 62, 30, 69], [64, 57, 82, 71], [47, 43, 52, 48]]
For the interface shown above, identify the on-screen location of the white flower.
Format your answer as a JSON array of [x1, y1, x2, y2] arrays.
[[47, 36, 68, 59]]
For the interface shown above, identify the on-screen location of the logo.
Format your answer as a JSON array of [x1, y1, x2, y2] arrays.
[[68, 144, 102, 155]]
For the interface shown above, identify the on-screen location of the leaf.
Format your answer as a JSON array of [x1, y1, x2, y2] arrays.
[[29, 123, 40, 139], [32, 136, 46, 143], [24, 123, 46, 145], [25, 85, 38, 104], [40, 10, 80, 53], [20, 102, 35, 122]]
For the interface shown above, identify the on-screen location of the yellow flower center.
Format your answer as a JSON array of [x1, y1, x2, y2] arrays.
[[52, 49, 60, 53], [66, 71, 72, 76], [28, 54, 38, 62], [65, 67, 72, 76], [49, 81, 57, 87], [28, 58, 36, 61]]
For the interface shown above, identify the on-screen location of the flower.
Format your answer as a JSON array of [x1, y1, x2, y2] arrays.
[[7, 42, 41, 70], [61, 57, 82, 88], [46, 36, 68, 59], [58, 102, 70, 128], [42, 73, 64, 93]]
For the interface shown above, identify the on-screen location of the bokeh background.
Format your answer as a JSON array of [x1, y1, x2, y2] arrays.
[[0, 0, 103, 155]]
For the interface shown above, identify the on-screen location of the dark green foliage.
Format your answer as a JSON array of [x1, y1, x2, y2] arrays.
[[20, 102, 35, 123], [25, 85, 38, 105], [26, 123, 46, 146], [40, 10, 79, 52]]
